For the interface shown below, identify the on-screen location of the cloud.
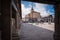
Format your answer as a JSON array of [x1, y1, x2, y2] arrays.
[[21, 4, 31, 18], [21, 2, 54, 18], [34, 3, 51, 17]]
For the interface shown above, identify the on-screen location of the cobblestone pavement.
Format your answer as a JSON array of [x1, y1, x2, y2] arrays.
[[28, 23, 54, 31], [19, 23, 54, 40]]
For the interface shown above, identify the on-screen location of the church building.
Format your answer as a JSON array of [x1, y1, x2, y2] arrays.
[[25, 7, 41, 22]]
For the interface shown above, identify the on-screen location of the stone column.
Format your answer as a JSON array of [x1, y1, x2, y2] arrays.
[[1, 0, 11, 40], [54, 3, 60, 40]]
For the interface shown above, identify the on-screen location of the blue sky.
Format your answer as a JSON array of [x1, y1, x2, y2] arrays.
[[21, 1, 54, 18]]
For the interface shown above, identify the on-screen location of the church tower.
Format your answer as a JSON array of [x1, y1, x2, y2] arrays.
[[31, 2, 34, 13]]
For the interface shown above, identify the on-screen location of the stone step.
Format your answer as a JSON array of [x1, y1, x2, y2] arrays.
[[12, 37, 19, 40], [12, 34, 18, 37], [12, 37, 19, 39], [12, 33, 19, 37], [12, 33, 19, 40]]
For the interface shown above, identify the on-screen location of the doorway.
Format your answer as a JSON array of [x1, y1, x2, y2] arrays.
[[20, 1, 55, 40]]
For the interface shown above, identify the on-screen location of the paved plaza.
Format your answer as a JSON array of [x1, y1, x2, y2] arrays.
[[19, 23, 54, 40]]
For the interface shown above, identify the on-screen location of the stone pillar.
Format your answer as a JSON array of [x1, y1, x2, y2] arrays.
[[1, 0, 11, 40], [54, 3, 60, 40], [16, 0, 21, 30]]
